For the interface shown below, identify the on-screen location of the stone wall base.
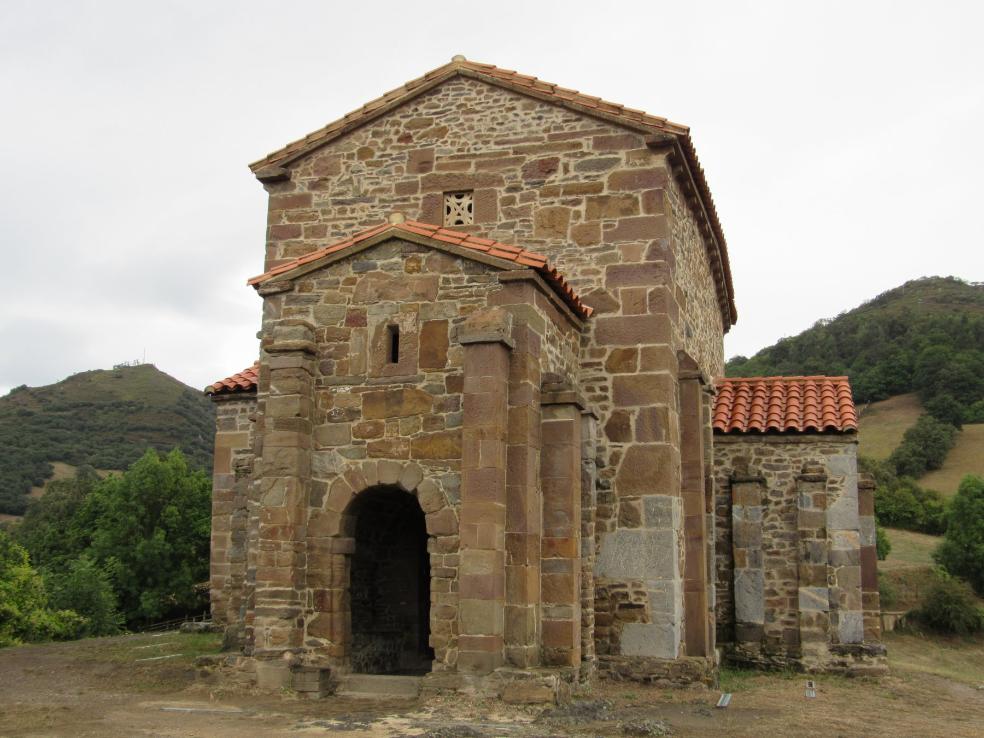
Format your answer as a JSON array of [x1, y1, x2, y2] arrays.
[[725, 641, 888, 677], [422, 666, 579, 704], [596, 655, 716, 686]]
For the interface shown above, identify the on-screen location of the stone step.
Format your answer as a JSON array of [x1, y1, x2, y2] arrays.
[[337, 674, 423, 699]]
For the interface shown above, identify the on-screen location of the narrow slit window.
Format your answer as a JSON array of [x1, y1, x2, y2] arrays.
[[387, 325, 400, 364], [444, 191, 474, 226]]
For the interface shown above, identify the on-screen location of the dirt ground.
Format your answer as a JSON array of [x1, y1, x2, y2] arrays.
[[1, 631, 982, 738]]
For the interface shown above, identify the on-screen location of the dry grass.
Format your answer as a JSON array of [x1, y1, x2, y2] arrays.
[[858, 393, 923, 460], [919, 424, 984, 497], [3, 631, 984, 737], [884, 631, 984, 686]]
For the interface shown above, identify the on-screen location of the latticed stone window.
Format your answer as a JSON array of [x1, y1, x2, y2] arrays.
[[444, 191, 474, 226]]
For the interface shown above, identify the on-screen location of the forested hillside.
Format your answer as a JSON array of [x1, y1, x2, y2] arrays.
[[728, 277, 984, 415], [0, 365, 214, 514]]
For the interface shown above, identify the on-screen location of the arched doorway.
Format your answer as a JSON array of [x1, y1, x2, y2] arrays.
[[347, 486, 433, 674]]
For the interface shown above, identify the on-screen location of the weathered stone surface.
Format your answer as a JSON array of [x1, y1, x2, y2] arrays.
[[362, 388, 432, 419], [619, 621, 678, 659], [595, 529, 677, 580]]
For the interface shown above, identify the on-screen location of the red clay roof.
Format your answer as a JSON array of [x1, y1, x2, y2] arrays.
[[247, 57, 736, 330], [713, 376, 858, 434], [206, 363, 258, 396], [247, 220, 593, 320]]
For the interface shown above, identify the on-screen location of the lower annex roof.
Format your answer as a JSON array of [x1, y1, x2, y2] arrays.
[[713, 376, 858, 434]]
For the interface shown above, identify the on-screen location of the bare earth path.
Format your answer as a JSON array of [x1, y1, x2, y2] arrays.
[[1, 632, 982, 737]]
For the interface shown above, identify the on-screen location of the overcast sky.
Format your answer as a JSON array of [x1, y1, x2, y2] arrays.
[[1, 0, 982, 397]]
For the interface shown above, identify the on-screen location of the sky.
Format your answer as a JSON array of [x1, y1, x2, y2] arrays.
[[1, 0, 982, 396]]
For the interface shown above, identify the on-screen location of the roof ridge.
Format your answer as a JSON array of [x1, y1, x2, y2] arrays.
[[719, 375, 850, 382], [247, 56, 735, 329]]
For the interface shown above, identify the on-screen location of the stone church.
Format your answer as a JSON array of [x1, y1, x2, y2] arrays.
[[206, 57, 885, 698]]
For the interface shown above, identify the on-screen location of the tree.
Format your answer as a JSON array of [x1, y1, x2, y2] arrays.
[[12, 467, 97, 567], [73, 449, 211, 624], [925, 394, 964, 429], [44, 556, 123, 637], [934, 475, 984, 595], [0, 531, 83, 646], [888, 414, 957, 477]]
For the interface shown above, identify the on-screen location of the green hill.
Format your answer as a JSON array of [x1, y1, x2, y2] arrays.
[[730, 276, 984, 486], [727, 276, 984, 407], [0, 364, 215, 515]]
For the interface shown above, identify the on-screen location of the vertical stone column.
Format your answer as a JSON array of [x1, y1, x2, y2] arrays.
[[540, 384, 583, 668], [796, 465, 831, 663], [858, 474, 881, 640], [252, 319, 316, 683], [679, 364, 711, 657], [825, 451, 864, 646], [209, 395, 254, 647], [579, 410, 598, 676], [731, 474, 765, 657], [700, 388, 716, 656], [457, 308, 513, 674], [504, 322, 542, 668]]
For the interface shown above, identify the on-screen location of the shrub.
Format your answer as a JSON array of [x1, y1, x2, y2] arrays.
[[874, 477, 948, 535], [879, 578, 898, 609], [933, 475, 984, 595], [913, 572, 984, 635], [876, 525, 892, 560]]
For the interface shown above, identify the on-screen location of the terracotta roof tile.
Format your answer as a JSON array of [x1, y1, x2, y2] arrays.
[[246, 57, 735, 330], [206, 362, 258, 396], [247, 221, 593, 320], [713, 376, 858, 434]]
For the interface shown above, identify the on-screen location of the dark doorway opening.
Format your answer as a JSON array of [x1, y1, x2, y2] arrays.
[[348, 486, 433, 674]]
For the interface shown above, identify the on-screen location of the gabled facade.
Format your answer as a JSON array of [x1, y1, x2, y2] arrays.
[[206, 58, 883, 698]]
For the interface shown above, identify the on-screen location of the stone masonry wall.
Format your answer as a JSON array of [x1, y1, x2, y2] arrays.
[[249, 236, 581, 677], [209, 394, 256, 648], [712, 433, 884, 673], [252, 74, 730, 674]]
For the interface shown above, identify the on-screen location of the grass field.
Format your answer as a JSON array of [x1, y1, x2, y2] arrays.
[[857, 393, 923, 460], [879, 528, 939, 571], [883, 631, 984, 686], [878, 528, 941, 611], [919, 423, 984, 496]]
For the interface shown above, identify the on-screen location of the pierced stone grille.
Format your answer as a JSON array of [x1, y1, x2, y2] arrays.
[[444, 191, 474, 226]]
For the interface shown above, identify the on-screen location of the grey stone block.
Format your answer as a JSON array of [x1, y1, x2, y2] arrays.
[[798, 586, 829, 612], [826, 453, 856, 478], [838, 610, 864, 644], [827, 495, 860, 532], [619, 620, 678, 659], [595, 529, 677, 581], [643, 494, 680, 530], [734, 569, 764, 624], [860, 518, 876, 547]]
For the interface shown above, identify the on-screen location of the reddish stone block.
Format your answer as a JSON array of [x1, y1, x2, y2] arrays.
[[603, 216, 668, 243], [269, 192, 313, 211], [419, 320, 449, 369], [407, 148, 435, 174], [608, 168, 668, 191], [594, 315, 671, 346], [521, 157, 560, 181], [585, 194, 639, 220]]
